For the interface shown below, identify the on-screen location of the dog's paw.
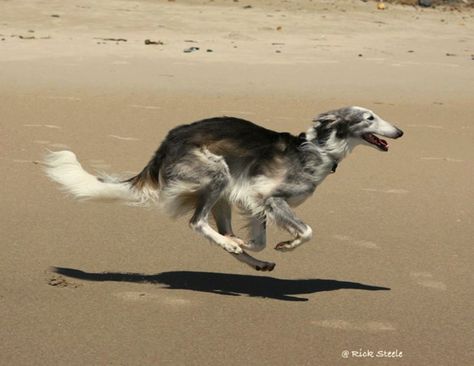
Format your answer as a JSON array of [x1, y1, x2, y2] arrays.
[[222, 241, 243, 254], [255, 262, 276, 271], [226, 235, 246, 247], [274, 241, 297, 252]]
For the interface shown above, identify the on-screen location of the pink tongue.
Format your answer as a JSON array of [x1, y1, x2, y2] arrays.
[[363, 133, 389, 150], [373, 135, 387, 147], [370, 134, 389, 150]]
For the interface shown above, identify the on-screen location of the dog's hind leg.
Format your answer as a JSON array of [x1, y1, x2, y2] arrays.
[[265, 197, 313, 252], [244, 216, 267, 252], [212, 201, 266, 251], [212, 201, 274, 271], [189, 183, 243, 254], [212, 199, 246, 247], [230, 251, 275, 272]]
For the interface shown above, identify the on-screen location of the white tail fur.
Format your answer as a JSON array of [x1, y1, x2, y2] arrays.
[[44, 150, 157, 206]]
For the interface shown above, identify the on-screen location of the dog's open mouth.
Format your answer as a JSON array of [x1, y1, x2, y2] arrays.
[[362, 133, 388, 151]]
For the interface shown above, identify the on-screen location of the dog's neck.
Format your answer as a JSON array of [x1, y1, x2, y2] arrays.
[[299, 130, 353, 181]]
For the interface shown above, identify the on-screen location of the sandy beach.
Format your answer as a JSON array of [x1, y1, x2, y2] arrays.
[[1, 0, 473, 365]]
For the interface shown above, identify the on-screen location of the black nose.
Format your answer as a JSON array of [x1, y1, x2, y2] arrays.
[[395, 128, 404, 138]]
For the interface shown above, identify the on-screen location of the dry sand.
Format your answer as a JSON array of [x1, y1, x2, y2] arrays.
[[1, 0, 473, 365]]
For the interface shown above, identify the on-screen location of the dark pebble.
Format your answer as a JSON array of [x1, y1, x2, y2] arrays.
[[145, 39, 163, 45], [418, 0, 432, 7], [184, 46, 200, 53]]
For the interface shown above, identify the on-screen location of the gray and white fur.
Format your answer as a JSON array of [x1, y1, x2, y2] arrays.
[[44, 106, 403, 271]]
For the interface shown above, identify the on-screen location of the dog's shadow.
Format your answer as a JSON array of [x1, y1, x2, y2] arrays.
[[52, 267, 390, 302]]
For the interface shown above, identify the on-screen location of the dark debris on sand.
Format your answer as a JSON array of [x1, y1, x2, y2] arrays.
[[375, 0, 474, 9]]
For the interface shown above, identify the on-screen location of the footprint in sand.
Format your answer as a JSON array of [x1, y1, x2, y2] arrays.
[[410, 272, 447, 291], [400, 61, 459, 68], [114, 291, 192, 306], [332, 234, 379, 249], [309, 60, 340, 64], [24, 123, 61, 129], [44, 124, 61, 129], [365, 57, 386, 62], [45, 96, 81, 101], [129, 104, 161, 110], [108, 135, 140, 141], [48, 143, 70, 149], [224, 32, 256, 41], [373, 101, 395, 106], [420, 157, 464, 163], [312, 320, 395, 332], [47, 275, 81, 288], [362, 188, 409, 194]]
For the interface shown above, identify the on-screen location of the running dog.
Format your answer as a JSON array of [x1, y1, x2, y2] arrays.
[[44, 106, 403, 271]]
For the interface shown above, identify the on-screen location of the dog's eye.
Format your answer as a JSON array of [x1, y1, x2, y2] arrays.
[[367, 115, 375, 121]]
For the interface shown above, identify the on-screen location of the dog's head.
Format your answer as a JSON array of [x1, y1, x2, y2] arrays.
[[310, 106, 403, 151]]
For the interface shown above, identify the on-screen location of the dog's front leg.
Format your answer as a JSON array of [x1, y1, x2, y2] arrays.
[[244, 216, 266, 252], [265, 197, 313, 252]]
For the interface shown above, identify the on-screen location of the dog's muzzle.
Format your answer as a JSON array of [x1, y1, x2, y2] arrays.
[[362, 128, 403, 151]]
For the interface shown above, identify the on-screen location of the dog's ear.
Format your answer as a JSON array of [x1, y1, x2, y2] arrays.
[[313, 113, 338, 124], [312, 113, 338, 129], [307, 113, 339, 142]]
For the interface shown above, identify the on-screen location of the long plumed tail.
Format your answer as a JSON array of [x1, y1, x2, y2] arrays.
[[43, 151, 158, 206]]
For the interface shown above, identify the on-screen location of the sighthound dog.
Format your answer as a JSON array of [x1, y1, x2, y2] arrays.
[[44, 106, 403, 271]]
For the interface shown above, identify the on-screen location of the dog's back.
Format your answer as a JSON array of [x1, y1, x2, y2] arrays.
[[127, 117, 302, 216], [130, 117, 300, 182]]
